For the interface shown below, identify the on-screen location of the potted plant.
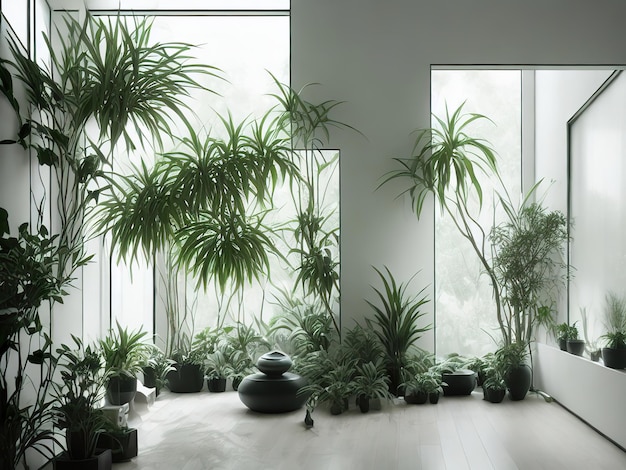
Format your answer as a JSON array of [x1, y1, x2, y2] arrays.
[[422, 371, 445, 404], [401, 372, 430, 405], [482, 370, 507, 404], [167, 339, 205, 393], [141, 345, 175, 396], [204, 350, 231, 393], [601, 292, 626, 369], [52, 337, 112, 470], [554, 322, 576, 351], [299, 360, 355, 415], [96, 425, 138, 464], [99, 322, 150, 405], [495, 342, 531, 401], [365, 267, 431, 395], [564, 323, 585, 356], [352, 361, 392, 413]]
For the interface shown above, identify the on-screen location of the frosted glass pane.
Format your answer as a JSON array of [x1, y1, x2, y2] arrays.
[[569, 72, 626, 341]]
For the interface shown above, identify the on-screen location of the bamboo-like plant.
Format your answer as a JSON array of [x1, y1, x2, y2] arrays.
[[490, 193, 568, 345], [365, 266, 431, 395]]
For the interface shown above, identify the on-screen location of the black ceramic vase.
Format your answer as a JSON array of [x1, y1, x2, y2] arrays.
[[506, 365, 531, 401]]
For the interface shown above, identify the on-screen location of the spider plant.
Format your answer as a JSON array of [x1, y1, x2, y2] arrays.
[[271, 75, 359, 335], [365, 266, 431, 395], [379, 104, 504, 339]]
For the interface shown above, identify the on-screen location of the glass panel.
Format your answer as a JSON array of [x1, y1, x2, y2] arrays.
[[2, 0, 28, 47], [432, 70, 522, 357], [569, 72, 626, 345]]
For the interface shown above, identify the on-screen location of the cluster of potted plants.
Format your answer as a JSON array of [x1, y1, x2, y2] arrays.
[[52, 325, 153, 469], [555, 322, 585, 356]]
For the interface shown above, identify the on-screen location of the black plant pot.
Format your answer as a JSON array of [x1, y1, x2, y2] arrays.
[[358, 395, 370, 413], [558, 338, 568, 351], [207, 377, 227, 392], [330, 401, 346, 415], [96, 429, 138, 463], [107, 375, 137, 405], [232, 376, 243, 391], [429, 392, 440, 404], [483, 387, 506, 403], [566, 339, 586, 356], [404, 391, 428, 404], [54, 449, 112, 470], [167, 363, 204, 393], [142, 366, 157, 389], [442, 369, 476, 396], [506, 365, 531, 401], [602, 347, 626, 369]]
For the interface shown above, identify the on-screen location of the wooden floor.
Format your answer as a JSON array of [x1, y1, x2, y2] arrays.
[[117, 388, 626, 470]]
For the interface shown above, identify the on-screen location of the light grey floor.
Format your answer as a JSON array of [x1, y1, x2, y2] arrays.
[[118, 388, 626, 470]]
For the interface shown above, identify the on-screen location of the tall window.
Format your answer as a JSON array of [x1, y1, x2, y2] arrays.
[[432, 70, 522, 357], [108, 12, 293, 335]]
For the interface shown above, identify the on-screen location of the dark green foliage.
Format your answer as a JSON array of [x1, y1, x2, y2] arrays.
[[53, 337, 109, 460], [365, 267, 431, 394], [99, 322, 150, 378], [491, 199, 568, 345], [380, 102, 497, 218], [554, 322, 578, 342]]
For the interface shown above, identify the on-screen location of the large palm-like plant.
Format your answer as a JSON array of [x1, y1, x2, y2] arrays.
[[365, 267, 431, 395], [0, 13, 217, 468]]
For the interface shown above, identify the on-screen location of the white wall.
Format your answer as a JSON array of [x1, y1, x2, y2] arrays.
[[535, 343, 626, 449], [291, 0, 626, 350]]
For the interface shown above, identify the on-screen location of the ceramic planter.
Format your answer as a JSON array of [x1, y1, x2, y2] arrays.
[[442, 369, 476, 396], [483, 387, 506, 403], [602, 347, 626, 369], [54, 449, 112, 470], [358, 395, 370, 413], [106, 375, 137, 405], [404, 391, 427, 404], [207, 377, 227, 392], [429, 392, 440, 404], [167, 363, 204, 393], [506, 364, 531, 401], [96, 429, 138, 463], [566, 339, 585, 356]]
